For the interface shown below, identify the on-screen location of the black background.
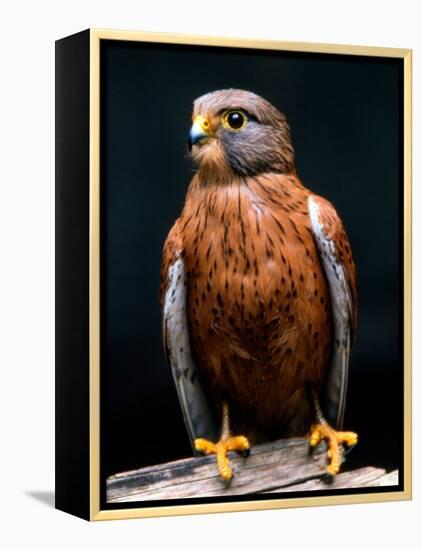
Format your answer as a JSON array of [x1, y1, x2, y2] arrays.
[[100, 40, 403, 485]]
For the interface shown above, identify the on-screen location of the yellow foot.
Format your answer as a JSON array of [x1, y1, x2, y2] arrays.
[[309, 421, 358, 476], [194, 435, 250, 481]]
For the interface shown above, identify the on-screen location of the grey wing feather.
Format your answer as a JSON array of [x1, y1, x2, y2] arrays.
[[308, 196, 353, 429], [162, 254, 218, 450]]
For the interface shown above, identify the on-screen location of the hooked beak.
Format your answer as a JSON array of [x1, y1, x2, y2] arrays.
[[188, 115, 212, 151]]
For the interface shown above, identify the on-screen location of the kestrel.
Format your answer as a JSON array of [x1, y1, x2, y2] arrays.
[[160, 89, 357, 481]]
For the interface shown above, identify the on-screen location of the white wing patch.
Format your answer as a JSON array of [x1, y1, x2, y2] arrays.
[[163, 254, 217, 448], [308, 196, 352, 428]]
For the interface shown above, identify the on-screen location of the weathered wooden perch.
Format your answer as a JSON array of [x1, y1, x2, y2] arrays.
[[106, 438, 398, 503]]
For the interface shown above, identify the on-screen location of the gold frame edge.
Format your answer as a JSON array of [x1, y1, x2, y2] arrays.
[[89, 29, 101, 521], [402, 50, 412, 501]]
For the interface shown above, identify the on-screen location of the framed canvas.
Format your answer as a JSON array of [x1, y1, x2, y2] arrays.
[[55, 28, 412, 521]]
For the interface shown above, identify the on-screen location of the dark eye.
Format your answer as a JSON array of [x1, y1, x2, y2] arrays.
[[227, 111, 244, 129], [222, 110, 248, 131]]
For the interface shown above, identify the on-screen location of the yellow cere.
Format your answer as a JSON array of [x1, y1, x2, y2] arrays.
[[193, 114, 211, 133]]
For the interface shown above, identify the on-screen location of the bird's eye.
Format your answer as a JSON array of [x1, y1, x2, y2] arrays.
[[222, 110, 248, 131]]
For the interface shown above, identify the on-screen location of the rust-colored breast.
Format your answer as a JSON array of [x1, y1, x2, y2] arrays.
[[178, 174, 332, 440]]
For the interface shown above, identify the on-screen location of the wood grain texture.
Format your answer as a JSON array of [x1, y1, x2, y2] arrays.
[[106, 438, 398, 503]]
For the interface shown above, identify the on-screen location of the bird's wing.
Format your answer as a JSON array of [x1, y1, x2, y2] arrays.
[[308, 195, 358, 429], [160, 220, 218, 450]]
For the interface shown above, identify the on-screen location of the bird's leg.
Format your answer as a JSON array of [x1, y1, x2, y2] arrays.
[[194, 402, 250, 481], [308, 389, 358, 477]]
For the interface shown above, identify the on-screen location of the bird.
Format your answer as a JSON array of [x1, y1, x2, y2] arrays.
[[160, 89, 358, 481]]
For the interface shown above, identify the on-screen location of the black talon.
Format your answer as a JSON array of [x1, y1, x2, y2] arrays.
[[321, 472, 334, 484], [344, 443, 356, 455], [223, 474, 234, 486]]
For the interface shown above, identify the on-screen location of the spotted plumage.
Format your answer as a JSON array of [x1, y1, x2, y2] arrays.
[[160, 89, 358, 478]]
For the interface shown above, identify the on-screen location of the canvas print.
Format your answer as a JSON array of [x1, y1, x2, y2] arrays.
[[100, 40, 404, 507]]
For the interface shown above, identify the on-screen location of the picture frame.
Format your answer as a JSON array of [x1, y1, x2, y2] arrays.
[[55, 28, 412, 521]]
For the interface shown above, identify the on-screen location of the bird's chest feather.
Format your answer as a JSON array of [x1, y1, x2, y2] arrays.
[[181, 178, 332, 427]]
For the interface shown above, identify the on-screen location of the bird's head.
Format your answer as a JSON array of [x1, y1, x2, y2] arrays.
[[188, 89, 295, 183]]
